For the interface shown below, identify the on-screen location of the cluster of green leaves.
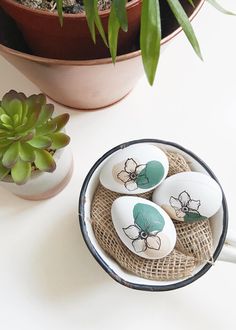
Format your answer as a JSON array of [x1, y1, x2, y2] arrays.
[[0, 90, 70, 185], [56, 0, 234, 85]]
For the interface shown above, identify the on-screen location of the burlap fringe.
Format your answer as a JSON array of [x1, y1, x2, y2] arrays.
[[91, 151, 213, 281]]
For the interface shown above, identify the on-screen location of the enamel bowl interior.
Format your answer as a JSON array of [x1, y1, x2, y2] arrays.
[[79, 139, 228, 291]]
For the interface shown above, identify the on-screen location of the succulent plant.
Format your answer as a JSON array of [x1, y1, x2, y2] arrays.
[[0, 90, 70, 185]]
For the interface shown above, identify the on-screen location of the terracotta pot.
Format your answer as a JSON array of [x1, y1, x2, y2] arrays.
[[0, 0, 204, 110], [0, 0, 142, 60]]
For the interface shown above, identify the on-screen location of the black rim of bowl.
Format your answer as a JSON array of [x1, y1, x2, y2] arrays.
[[78, 138, 228, 291]]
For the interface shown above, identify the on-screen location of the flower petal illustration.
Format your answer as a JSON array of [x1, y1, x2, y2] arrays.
[[125, 180, 138, 191], [146, 235, 161, 250], [117, 170, 130, 183], [178, 191, 191, 206], [169, 196, 182, 210], [187, 199, 201, 211], [132, 238, 147, 253], [123, 225, 140, 240], [135, 164, 146, 174], [176, 210, 186, 218], [124, 158, 137, 173]]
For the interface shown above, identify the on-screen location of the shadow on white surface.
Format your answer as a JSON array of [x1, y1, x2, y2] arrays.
[[28, 211, 106, 302]]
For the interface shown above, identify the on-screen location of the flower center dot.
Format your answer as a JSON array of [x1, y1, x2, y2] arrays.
[[182, 206, 189, 213], [130, 173, 137, 180], [140, 232, 148, 239]]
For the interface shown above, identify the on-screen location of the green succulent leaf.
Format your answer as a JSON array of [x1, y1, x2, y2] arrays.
[[50, 113, 70, 132], [113, 0, 128, 32], [34, 149, 56, 172], [11, 160, 31, 185], [0, 163, 10, 180], [207, 0, 236, 15], [0, 107, 6, 116], [15, 106, 41, 133], [36, 104, 54, 126], [166, 0, 203, 60], [140, 0, 161, 85], [1, 114, 12, 126], [19, 143, 35, 162], [94, 0, 108, 46], [5, 99, 23, 119], [0, 139, 12, 148], [108, 2, 120, 63], [28, 136, 52, 149], [36, 121, 57, 136], [2, 141, 19, 168], [50, 133, 70, 149]]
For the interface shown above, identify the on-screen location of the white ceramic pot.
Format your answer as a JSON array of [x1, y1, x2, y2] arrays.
[[0, 147, 73, 200]]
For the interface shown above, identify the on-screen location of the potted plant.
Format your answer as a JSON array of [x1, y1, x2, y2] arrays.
[[0, 0, 233, 109], [0, 0, 233, 85], [0, 90, 73, 200]]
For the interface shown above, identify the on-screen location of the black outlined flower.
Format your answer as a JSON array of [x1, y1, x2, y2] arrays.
[[117, 158, 147, 191], [169, 191, 201, 218], [123, 224, 161, 253]]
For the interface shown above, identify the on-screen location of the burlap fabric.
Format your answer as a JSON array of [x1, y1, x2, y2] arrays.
[[91, 151, 213, 281]]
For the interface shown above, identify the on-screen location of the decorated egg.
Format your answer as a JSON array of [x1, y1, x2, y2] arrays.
[[152, 172, 223, 223], [111, 197, 176, 259], [100, 144, 169, 194]]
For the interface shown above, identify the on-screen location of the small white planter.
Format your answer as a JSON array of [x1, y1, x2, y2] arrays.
[[0, 147, 73, 200]]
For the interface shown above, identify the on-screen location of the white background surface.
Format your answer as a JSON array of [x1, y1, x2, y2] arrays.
[[0, 1, 236, 329]]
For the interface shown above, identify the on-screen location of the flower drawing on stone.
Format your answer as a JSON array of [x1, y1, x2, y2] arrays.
[[117, 158, 146, 191], [169, 191, 206, 222], [123, 203, 165, 253], [117, 158, 165, 191]]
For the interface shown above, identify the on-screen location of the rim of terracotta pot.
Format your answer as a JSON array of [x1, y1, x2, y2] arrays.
[[0, 0, 204, 65]]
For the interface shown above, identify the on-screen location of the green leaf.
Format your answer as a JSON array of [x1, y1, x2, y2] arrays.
[[184, 212, 208, 223], [5, 99, 22, 119], [2, 142, 19, 168], [28, 136, 52, 149], [0, 107, 6, 115], [56, 0, 64, 26], [166, 0, 203, 60], [207, 0, 236, 15], [50, 133, 70, 149], [36, 121, 57, 136], [36, 104, 54, 126], [133, 203, 165, 233], [84, 0, 96, 42], [108, 2, 120, 63], [140, 0, 161, 85], [0, 163, 10, 180], [94, 0, 108, 46], [84, 0, 108, 46], [11, 160, 31, 185], [51, 113, 70, 132], [0, 139, 12, 148], [19, 143, 35, 162], [136, 161, 165, 189], [0, 114, 12, 126], [113, 0, 128, 32], [15, 106, 40, 133], [34, 149, 56, 172], [187, 0, 195, 7]]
